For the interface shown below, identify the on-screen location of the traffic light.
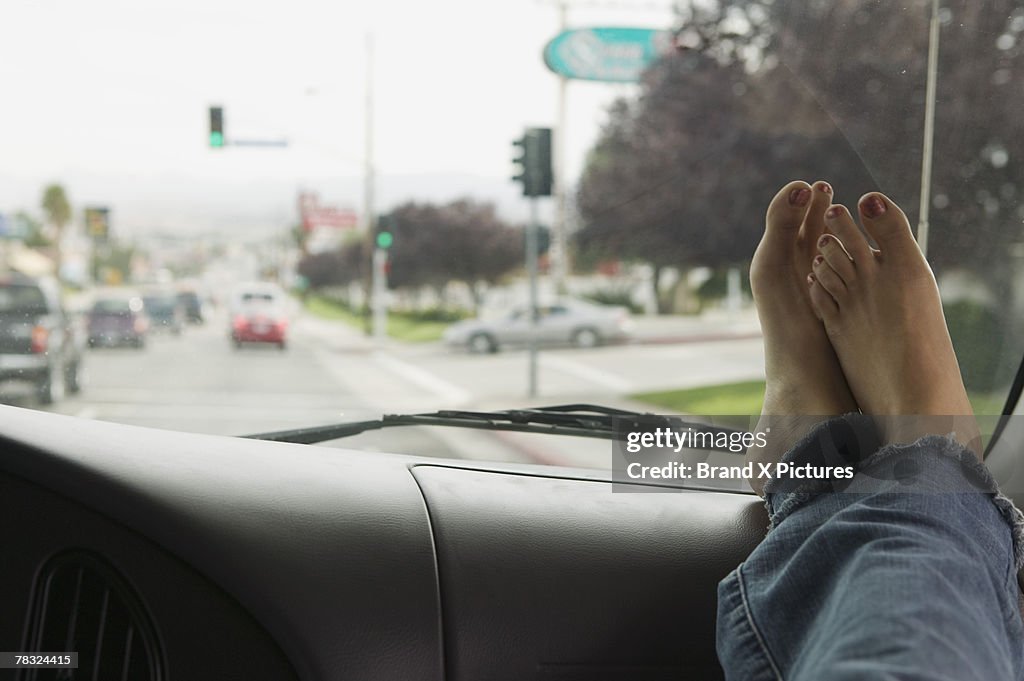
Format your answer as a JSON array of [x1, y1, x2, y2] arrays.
[[511, 127, 553, 197], [209, 106, 225, 148], [375, 214, 394, 250]]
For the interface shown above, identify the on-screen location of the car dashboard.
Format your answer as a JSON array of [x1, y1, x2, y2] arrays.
[[0, 405, 767, 680]]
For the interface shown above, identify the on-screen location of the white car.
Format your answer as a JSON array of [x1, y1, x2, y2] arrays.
[[444, 300, 633, 353]]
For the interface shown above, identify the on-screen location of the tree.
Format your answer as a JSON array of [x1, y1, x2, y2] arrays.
[[41, 184, 71, 277], [736, 0, 1024, 386], [14, 211, 50, 249], [384, 199, 521, 311], [297, 238, 367, 290], [576, 0, 1024, 321], [575, 47, 875, 312], [672, 0, 1024, 282]]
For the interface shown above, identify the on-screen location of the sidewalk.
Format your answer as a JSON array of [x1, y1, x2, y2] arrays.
[[292, 311, 385, 353], [629, 308, 762, 344], [297, 304, 763, 351]]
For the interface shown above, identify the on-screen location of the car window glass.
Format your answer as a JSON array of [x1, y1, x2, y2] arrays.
[[3, 1, 1023, 490]]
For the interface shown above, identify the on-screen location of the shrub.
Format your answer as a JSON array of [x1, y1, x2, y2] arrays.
[[944, 299, 1004, 393], [580, 289, 643, 314], [695, 267, 751, 303]]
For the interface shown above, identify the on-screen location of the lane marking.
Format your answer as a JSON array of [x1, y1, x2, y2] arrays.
[[539, 355, 633, 393], [371, 351, 472, 406]]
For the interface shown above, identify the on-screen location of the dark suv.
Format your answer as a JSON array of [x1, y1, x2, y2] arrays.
[[0, 273, 83, 404]]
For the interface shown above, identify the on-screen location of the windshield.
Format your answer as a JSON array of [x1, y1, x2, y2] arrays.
[[2, 0, 1022, 491]]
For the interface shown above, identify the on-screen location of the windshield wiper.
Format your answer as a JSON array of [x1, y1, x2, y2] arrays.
[[243, 403, 743, 451]]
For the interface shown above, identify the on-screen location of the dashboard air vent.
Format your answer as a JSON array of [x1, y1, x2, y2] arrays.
[[19, 550, 164, 681]]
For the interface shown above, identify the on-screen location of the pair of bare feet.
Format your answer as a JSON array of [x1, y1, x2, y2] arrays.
[[747, 180, 980, 496]]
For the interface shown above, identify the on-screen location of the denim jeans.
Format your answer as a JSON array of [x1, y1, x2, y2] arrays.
[[717, 415, 1024, 680]]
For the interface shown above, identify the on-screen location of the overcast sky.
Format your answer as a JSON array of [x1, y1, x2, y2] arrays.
[[0, 0, 675, 237]]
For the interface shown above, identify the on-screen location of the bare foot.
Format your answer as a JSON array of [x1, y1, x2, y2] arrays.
[[808, 192, 981, 455], [747, 180, 858, 495]]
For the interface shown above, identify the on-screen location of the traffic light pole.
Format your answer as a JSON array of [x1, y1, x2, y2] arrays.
[[512, 126, 552, 397], [372, 247, 387, 342], [526, 197, 541, 398]]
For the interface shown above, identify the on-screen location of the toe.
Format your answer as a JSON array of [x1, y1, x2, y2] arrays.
[[812, 255, 847, 299], [766, 181, 812, 236], [807, 275, 839, 321], [798, 181, 833, 245], [858, 192, 919, 255], [824, 204, 873, 262], [817, 234, 857, 284]]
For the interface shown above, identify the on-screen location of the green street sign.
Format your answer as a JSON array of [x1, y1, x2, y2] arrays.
[[543, 27, 673, 83]]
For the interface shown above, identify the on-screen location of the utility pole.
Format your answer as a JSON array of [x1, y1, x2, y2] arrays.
[[552, 1, 570, 296], [542, 0, 673, 294], [363, 32, 385, 341]]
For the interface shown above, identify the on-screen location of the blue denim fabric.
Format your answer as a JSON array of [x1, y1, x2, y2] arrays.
[[717, 416, 1024, 680]]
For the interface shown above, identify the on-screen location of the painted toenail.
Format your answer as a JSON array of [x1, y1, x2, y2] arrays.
[[862, 195, 887, 218], [818, 235, 831, 248], [826, 206, 843, 219], [807, 273, 816, 285], [789, 187, 811, 206], [813, 255, 824, 265], [816, 182, 833, 195]]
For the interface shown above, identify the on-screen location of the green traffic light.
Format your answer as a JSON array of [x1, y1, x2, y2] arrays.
[[376, 231, 393, 249], [210, 132, 224, 148]]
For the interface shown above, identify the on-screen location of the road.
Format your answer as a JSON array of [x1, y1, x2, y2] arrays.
[[2, 310, 765, 468]]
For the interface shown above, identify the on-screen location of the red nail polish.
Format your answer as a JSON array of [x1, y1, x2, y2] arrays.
[[826, 206, 843, 219], [818, 235, 831, 248], [813, 255, 824, 265], [807, 273, 816, 285], [816, 182, 833, 195], [789, 187, 811, 207], [862, 195, 887, 218]]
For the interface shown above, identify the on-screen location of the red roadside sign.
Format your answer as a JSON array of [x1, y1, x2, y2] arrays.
[[302, 207, 357, 231]]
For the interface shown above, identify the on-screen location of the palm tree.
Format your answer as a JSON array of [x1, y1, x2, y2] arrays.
[[41, 183, 71, 279]]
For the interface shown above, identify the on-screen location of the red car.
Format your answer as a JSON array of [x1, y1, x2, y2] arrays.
[[231, 299, 288, 349]]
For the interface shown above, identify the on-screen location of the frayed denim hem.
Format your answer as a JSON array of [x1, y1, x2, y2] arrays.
[[763, 418, 1024, 570]]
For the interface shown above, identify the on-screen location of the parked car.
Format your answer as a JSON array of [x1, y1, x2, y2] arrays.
[[443, 300, 633, 353], [87, 295, 148, 349], [176, 290, 205, 325], [142, 292, 184, 335], [0, 273, 83, 403], [230, 287, 289, 349]]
